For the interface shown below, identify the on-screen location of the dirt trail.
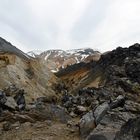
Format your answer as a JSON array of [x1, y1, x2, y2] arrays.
[[0, 120, 80, 140]]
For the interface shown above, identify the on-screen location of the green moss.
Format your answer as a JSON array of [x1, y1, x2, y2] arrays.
[[132, 85, 140, 94]]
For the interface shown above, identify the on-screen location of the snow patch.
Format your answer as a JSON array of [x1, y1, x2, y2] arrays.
[[75, 57, 80, 63], [51, 70, 58, 73], [45, 51, 51, 60], [81, 54, 88, 60], [27, 50, 43, 57]]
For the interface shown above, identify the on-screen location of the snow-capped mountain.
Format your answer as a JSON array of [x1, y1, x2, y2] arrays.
[[39, 48, 101, 72], [27, 50, 43, 58]]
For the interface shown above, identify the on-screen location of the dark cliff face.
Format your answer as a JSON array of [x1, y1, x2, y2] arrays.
[[99, 43, 140, 68], [96, 44, 140, 95]]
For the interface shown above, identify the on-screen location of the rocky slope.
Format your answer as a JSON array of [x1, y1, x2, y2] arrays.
[[0, 37, 58, 103], [29, 48, 100, 73]]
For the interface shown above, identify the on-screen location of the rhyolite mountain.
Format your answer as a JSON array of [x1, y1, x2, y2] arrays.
[[28, 48, 101, 72], [0, 37, 140, 140]]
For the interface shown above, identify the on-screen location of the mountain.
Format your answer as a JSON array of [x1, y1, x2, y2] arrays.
[[38, 48, 101, 72]]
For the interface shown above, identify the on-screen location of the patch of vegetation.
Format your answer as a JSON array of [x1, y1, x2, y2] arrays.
[[132, 84, 140, 94]]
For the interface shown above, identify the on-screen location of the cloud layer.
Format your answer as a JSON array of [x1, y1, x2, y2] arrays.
[[0, 0, 140, 52]]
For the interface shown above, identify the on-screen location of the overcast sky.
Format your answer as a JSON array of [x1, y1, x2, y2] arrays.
[[0, 0, 140, 53]]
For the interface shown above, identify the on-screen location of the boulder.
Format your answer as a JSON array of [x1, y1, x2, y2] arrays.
[[3, 122, 12, 131], [74, 105, 87, 115], [87, 134, 107, 140], [14, 89, 26, 110], [63, 100, 73, 109], [49, 104, 71, 123], [109, 95, 125, 109], [36, 95, 57, 104], [27, 104, 71, 123], [94, 102, 110, 125], [5, 97, 18, 110], [79, 111, 96, 138], [124, 100, 140, 113], [0, 90, 6, 105]]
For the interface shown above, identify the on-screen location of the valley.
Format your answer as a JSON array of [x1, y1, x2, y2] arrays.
[[0, 37, 140, 140]]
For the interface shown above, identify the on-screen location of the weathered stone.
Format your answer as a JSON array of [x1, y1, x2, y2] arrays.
[[14, 90, 26, 110], [109, 95, 125, 109], [64, 101, 73, 109], [87, 134, 107, 140], [71, 96, 78, 104], [5, 97, 18, 110], [69, 111, 77, 118], [74, 105, 87, 115], [124, 100, 140, 113], [11, 121, 20, 130], [79, 111, 96, 138], [48, 104, 71, 123], [94, 102, 110, 125], [36, 95, 57, 104], [14, 114, 35, 123], [0, 90, 6, 104], [3, 122, 11, 131]]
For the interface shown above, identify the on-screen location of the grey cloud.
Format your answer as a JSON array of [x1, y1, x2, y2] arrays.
[[0, 0, 140, 52], [0, 0, 60, 51], [70, 0, 111, 42]]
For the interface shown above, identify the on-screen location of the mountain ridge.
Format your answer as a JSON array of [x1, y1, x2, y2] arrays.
[[29, 48, 101, 72]]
